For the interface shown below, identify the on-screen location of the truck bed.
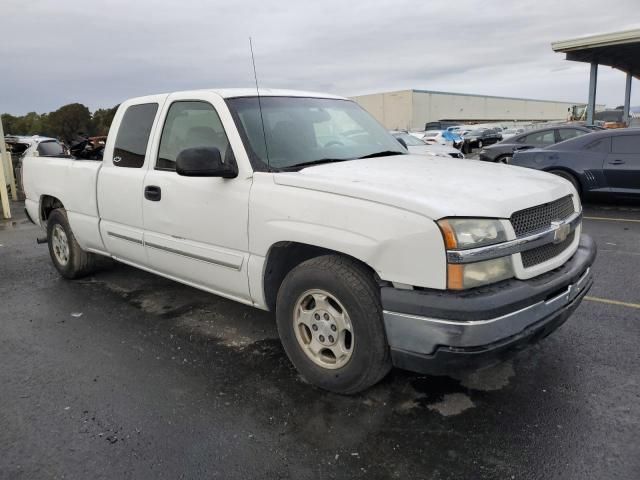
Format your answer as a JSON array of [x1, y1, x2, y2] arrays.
[[22, 156, 104, 251]]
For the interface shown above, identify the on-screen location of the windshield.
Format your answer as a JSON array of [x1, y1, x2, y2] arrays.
[[393, 133, 425, 146], [226, 96, 405, 170]]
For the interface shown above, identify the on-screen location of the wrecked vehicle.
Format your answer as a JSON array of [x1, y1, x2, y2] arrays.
[[22, 89, 596, 393]]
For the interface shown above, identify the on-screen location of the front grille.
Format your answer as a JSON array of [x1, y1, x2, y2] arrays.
[[521, 232, 575, 268], [510, 195, 575, 237]]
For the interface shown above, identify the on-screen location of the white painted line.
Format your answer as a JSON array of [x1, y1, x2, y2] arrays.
[[585, 296, 640, 310], [584, 216, 640, 224]]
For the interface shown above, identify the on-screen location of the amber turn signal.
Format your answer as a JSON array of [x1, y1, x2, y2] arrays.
[[438, 219, 458, 249], [447, 264, 465, 290]]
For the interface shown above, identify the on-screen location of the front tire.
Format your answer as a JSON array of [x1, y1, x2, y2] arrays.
[[276, 255, 391, 394], [47, 208, 100, 279], [496, 155, 512, 164]]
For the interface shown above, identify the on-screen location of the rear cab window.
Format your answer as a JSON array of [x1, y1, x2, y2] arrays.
[[113, 103, 159, 168]]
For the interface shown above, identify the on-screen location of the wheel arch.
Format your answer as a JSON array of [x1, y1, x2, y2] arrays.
[[543, 167, 583, 196], [262, 241, 380, 312], [39, 195, 65, 222]]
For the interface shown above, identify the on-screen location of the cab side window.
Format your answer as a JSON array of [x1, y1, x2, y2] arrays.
[[156, 101, 232, 171], [557, 129, 585, 142], [113, 103, 158, 168], [522, 130, 555, 145], [612, 135, 640, 154]]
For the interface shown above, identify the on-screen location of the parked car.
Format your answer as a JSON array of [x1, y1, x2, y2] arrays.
[[500, 128, 525, 140], [5, 136, 66, 166], [422, 130, 464, 149], [511, 128, 640, 201], [391, 132, 464, 159], [22, 88, 595, 394], [462, 128, 502, 151], [478, 126, 592, 163], [424, 120, 460, 131], [21, 137, 68, 160]]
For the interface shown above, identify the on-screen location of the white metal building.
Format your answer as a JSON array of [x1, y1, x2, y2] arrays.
[[351, 89, 598, 131]]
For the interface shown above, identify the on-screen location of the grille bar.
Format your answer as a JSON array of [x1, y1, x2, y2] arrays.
[[521, 232, 575, 268], [510, 195, 575, 238]]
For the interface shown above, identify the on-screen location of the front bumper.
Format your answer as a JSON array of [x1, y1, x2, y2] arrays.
[[381, 234, 596, 375]]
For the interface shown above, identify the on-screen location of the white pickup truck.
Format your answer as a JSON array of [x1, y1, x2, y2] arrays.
[[22, 89, 596, 393]]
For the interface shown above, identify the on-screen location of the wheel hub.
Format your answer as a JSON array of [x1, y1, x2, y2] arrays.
[[51, 224, 70, 266], [312, 310, 338, 346], [293, 289, 353, 369]]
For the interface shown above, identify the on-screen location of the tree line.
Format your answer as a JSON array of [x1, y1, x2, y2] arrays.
[[2, 103, 119, 143]]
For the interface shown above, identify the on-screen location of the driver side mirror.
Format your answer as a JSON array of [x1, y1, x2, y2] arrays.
[[176, 147, 238, 178]]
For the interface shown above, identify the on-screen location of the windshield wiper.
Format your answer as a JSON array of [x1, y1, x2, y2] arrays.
[[358, 150, 405, 159], [279, 158, 352, 171]]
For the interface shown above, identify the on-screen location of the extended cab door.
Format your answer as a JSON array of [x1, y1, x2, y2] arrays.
[[141, 92, 252, 303], [604, 133, 640, 196], [97, 96, 165, 266]]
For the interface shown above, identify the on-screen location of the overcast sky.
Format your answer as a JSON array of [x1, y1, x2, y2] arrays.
[[2, 0, 639, 115]]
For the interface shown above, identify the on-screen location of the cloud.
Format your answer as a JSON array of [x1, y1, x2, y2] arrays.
[[1, 0, 638, 114]]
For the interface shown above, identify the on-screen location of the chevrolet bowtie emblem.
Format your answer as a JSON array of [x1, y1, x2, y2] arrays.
[[551, 221, 571, 244]]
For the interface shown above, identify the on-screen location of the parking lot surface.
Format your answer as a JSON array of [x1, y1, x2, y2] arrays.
[[1, 201, 638, 479]]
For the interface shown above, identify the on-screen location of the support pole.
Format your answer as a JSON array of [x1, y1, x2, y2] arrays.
[[624, 72, 632, 127], [586, 62, 598, 125], [0, 115, 12, 219]]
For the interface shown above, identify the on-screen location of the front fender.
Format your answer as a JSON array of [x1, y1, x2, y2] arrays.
[[249, 175, 447, 290]]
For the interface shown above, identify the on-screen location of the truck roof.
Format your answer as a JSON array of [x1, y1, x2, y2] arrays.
[[125, 88, 347, 105]]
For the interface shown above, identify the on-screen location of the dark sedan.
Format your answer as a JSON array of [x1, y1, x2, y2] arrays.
[[511, 129, 640, 201], [462, 128, 502, 151], [479, 125, 592, 163]]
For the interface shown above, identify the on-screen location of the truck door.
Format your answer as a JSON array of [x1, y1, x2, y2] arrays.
[[98, 98, 164, 266], [141, 93, 252, 303], [604, 134, 640, 196]]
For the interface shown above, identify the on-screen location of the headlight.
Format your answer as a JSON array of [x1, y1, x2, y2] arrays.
[[447, 257, 514, 290], [438, 218, 508, 249], [438, 218, 513, 290]]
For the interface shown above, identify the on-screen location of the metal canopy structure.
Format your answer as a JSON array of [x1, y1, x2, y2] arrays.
[[552, 28, 640, 125]]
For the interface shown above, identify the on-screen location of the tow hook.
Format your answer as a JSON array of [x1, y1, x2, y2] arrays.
[[36, 236, 48, 245]]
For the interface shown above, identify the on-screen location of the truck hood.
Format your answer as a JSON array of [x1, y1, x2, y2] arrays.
[[273, 155, 575, 219]]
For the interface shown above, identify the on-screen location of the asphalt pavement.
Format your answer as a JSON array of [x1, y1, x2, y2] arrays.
[[1, 201, 638, 479]]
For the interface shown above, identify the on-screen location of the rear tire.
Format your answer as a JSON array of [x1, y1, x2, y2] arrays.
[[548, 170, 581, 196], [276, 254, 391, 394], [47, 208, 100, 279]]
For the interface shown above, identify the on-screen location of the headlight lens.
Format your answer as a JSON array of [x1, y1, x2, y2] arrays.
[[438, 218, 513, 290], [438, 218, 508, 250], [447, 257, 514, 290]]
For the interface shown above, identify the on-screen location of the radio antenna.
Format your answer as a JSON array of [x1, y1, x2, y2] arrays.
[[249, 37, 270, 170]]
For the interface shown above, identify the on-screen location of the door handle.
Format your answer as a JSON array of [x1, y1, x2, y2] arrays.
[[144, 185, 161, 201], [608, 159, 625, 165]]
